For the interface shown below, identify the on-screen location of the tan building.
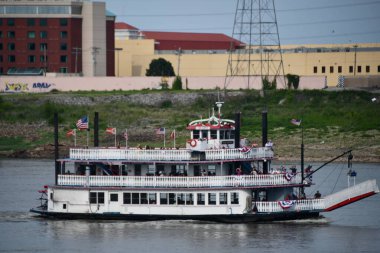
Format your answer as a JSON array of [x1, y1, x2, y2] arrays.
[[115, 23, 380, 87]]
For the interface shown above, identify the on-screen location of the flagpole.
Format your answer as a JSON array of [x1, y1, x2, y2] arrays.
[[163, 128, 166, 148], [114, 128, 117, 147], [74, 129, 77, 147], [173, 129, 176, 148], [125, 129, 128, 149], [86, 115, 89, 148]]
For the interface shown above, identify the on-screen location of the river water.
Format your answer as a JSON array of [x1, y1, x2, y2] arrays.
[[0, 159, 379, 253]]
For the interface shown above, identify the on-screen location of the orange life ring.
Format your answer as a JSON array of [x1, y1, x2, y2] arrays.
[[190, 139, 197, 147]]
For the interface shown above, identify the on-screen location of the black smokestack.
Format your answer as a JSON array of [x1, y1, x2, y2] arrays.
[[54, 112, 59, 185], [94, 112, 99, 147], [234, 112, 241, 148], [262, 110, 268, 174]]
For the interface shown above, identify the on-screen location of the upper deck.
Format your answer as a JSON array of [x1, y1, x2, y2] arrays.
[[68, 147, 274, 162]]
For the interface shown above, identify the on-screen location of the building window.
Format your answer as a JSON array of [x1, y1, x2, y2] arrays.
[[338, 66, 342, 73], [357, 66, 362, 73], [60, 18, 68, 26], [366, 66, 370, 73], [60, 55, 67, 63], [60, 31, 68, 39], [40, 55, 48, 62], [208, 193, 216, 205], [313, 66, 317, 73], [27, 31, 35, 39], [28, 43, 35, 50], [27, 18, 35, 26], [110, 193, 118, 202], [59, 67, 68, 73], [0, 31, 2, 38], [40, 31, 48, 39], [39, 18, 47, 26], [330, 66, 334, 73], [8, 55, 16, 62], [0, 56, 3, 62], [321, 66, 326, 73], [378, 65, 380, 73], [8, 19, 15, 26], [0, 19, 2, 26], [60, 43, 67, 50], [0, 43, 2, 50], [28, 55, 36, 63], [349, 66, 353, 73], [89, 192, 105, 204], [7, 43, 15, 51], [231, 192, 239, 204], [8, 31, 15, 38], [40, 43, 48, 51]]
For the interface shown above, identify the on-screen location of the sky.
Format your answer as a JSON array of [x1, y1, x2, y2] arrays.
[[104, 0, 380, 45]]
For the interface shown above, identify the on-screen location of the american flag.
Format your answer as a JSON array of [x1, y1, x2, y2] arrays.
[[76, 116, 89, 130], [290, 119, 301, 126], [106, 127, 116, 135], [156, 127, 165, 135]]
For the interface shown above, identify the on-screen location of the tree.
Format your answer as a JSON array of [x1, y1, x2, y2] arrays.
[[172, 76, 183, 90], [146, 58, 175, 76], [262, 76, 277, 90]]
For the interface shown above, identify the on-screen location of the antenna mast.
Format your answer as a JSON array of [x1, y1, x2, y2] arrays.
[[224, 0, 286, 90]]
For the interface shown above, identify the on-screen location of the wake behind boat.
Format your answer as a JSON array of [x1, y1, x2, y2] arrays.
[[30, 102, 379, 222]]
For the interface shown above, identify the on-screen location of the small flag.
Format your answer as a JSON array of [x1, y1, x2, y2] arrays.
[[66, 129, 76, 137], [123, 131, 128, 140], [76, 116, 89, 130], [156, 127, 165, 135], [170, 130, 176, 139], [290, 119, 301, 126], [106, 127, 116, 135]]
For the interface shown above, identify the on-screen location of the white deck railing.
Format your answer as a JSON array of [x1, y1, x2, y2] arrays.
[[57, 173, 301, 188], [68, 147, 273, 161], [256, 199, 326, 213], [205, 147, 273, 160]]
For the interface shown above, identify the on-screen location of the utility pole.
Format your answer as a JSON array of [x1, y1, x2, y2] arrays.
[[353, 44, 358, 76]]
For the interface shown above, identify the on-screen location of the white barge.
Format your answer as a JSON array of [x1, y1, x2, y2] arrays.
[[30, 103, 379, 222]]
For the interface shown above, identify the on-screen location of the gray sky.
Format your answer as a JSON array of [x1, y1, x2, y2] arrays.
[[104, 0, 380, 45]]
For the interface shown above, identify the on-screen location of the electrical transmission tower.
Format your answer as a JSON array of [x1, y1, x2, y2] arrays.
[[224, 0, 286, 90]]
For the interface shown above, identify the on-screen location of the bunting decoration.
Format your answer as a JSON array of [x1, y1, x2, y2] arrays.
[[278, 200, 296, 209], [284, 172, 296, 181]]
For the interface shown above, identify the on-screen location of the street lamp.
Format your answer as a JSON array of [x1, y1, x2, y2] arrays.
[[115, 48, 123, 77]]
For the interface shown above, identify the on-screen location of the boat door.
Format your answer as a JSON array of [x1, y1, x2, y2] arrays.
[[108, 192, 120, 212], [194, 165, 200, 176]]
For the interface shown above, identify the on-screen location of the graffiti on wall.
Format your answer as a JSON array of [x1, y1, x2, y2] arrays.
[[32, 82, 55, 89], [5, 82, 29, 92]]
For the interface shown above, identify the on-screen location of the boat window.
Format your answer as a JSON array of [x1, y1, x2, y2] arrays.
[[201, 130, 208, 139], [148, 193, 156, 204], [208, 193, 216, 205], [110, 193, 118, 202], [210, 130, 217, 139], [169, 193, 176, 205], [220, 130, 225, 140], [160, 193, 168, 205], [123, 193, 131, 204], [230, 130, 235, 139], [147, 165, 155, 175], [197, 193, 205, 205], [176, 165, 186, 175], [140, 193, 148, 204], [186, 193, 193, 205], [208, 165, 216, 175], [219, 193, 227, 205], [193, 130, 200, 139], [231, 192, 239, 204], [132, 193, 139, 204], [177, 193, 185, 205], [89, 192, 104, 204]]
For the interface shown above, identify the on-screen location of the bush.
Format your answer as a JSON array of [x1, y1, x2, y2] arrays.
[[262, 77, 277, 90], [146, 58, 175, 76], [172, 76, 183, 90], [286, 74, 300, 90]]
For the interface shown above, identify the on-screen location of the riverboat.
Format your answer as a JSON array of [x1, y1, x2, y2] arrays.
[[30, 102, 379, 222]]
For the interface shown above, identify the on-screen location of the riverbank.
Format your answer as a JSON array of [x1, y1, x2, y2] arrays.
[[1, 89, 379, 162]]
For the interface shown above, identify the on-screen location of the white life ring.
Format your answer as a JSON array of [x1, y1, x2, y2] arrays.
[[190, 139, 197, 147]]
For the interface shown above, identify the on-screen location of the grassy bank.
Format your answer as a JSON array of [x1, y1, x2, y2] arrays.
[[0, 89, 379, 162]]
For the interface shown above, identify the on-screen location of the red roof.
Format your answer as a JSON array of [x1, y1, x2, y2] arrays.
[[115, 22, 139, 30], [143, 31, 243, 51]]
